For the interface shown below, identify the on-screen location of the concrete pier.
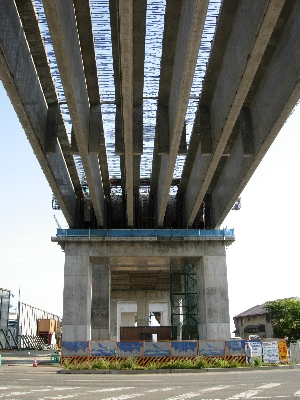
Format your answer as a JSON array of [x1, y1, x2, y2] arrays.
[[53, 230, 234, 341]]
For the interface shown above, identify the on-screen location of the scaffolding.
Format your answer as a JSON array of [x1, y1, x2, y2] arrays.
[[170, 263, 199, 340]]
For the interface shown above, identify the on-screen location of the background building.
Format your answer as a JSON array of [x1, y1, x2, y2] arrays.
[[233, 303, 274, 339], [0, 287, 61, 349], [0, 288, 11, 347]]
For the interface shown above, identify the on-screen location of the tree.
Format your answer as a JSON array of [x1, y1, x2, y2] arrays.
[[265, 298, 300, 343]]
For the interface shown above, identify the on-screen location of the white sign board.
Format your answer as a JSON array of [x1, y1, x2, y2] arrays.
[[246, 341, 262, 357], [262, 341, 279, 364]]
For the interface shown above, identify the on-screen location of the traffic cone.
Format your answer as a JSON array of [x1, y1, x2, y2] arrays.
[[33, 356, 37, 367]]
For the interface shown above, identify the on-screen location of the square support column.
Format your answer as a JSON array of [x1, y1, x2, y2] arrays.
[[137, 297, 149, 326], [63, 246, 92, 341], [91, 264, 111, 340], [196, 253, 230, 340]]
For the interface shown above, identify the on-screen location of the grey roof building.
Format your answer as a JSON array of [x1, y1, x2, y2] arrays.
[[233, 303, 274, 339]]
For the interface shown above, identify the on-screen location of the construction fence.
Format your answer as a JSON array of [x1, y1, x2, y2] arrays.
[[61, 339, 288, 366]]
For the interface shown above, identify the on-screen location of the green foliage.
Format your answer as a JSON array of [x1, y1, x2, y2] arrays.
[[160, 360, 177, 369], [229, 359, 241, 368], [212, 358, 230, 368], [193, 356, 210, 369], [63, 356, 268, 370], [252, 357, 263, 366], [181, 359, 196, 369], [147, 361, 161, 370], [265, 298, 300, 343], [90, 358, 110, 369], [118, 357, 141, 370]]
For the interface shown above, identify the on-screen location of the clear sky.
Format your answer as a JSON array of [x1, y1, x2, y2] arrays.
[[1, 81, 299, 335]]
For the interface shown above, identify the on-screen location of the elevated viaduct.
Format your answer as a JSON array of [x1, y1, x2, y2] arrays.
[[1, 0, 300, 341]]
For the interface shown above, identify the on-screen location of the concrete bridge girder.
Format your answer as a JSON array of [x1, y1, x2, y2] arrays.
[[211, 0, 300, 227], [0, 0, 77, 227], [156, 0, 210, 227], [1, 1, 300, 228], [184, 0, 287, 227], [42, 0, 105, 226]]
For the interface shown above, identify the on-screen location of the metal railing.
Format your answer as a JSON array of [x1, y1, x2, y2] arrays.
[[56, 228, 235, 240]]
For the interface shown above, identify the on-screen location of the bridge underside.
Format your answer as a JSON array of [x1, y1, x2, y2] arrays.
[[1, 0, 300, 229]]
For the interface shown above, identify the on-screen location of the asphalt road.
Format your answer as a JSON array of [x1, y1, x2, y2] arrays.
[[0, 366, 300, 399]]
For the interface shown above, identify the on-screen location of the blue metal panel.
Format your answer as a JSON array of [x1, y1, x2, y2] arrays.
[[199, 341, 224, 356], [57, 228, 234, 238], [172, 341, 198, 356], [225, 340, 247, 355], [61, 341, 88, 356], [144, 342, 170, 357], [118, 342, 143, 357], [90, 341, 117, 356]]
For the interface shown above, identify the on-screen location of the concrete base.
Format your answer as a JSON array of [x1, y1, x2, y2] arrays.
[[59, 236, 233, 342]]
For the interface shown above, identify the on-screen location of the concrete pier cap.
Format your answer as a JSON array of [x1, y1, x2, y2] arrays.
[[52, 229, 234, 342]]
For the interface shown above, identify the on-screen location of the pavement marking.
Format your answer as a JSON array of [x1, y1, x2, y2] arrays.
[[0, 386, 22, 390], [226, 383, 281, 399], [38, 396, 76, 399], [146, 387, 178, 393], [102, 394, 145, 400], [35, 387, 136, 400], [88, 387, 135, 393], [0, 391, 33, 397], [250, 397, 289, 399], [165, 385, 232, 400], [256, 384, 281, 390]]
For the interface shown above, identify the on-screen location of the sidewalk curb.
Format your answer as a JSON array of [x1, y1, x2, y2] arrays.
[[57, 364, 300, 374]]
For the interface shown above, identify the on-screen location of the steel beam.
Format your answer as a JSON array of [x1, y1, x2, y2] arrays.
[[184, 0, 285, 227]]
